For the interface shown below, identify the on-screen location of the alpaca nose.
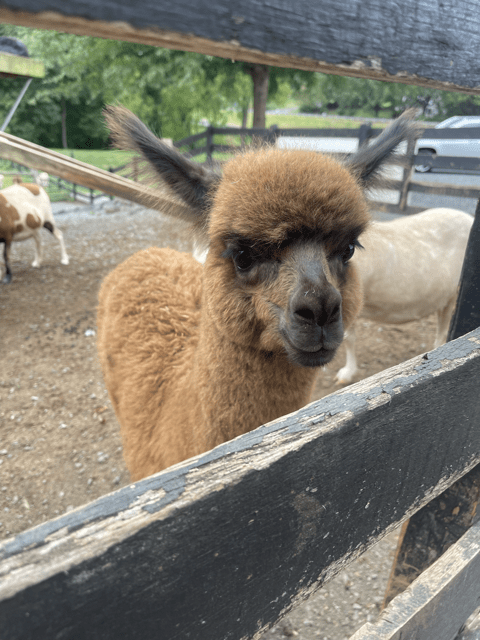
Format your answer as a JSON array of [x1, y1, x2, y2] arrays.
[[291, 285, 342, 327]]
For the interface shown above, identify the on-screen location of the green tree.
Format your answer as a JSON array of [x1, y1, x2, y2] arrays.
[[0, 25, 315, 147]]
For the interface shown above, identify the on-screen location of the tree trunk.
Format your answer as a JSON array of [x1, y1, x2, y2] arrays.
[[246, 64, 270, 128], [61, 99, 68, 149]]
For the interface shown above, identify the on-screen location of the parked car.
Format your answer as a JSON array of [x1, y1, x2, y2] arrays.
[[415, 116, 480, 172]]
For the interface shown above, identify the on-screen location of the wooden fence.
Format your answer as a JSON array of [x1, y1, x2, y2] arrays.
[[175, 122, 480, 215], [4, 121, 480, 217], [1, 0, 480, 639]]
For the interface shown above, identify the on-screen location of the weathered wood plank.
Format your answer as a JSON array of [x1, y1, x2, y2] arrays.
[[0, 131, 186, 213], [1, 0, 480, 92], [0, 52, 44, 77], [351, 519, 480, 640], [1, 329, 480, 640]]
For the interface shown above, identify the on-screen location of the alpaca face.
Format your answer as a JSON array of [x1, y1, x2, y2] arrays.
[[204, 149, 368, 367], [104, 106, 419, 368]]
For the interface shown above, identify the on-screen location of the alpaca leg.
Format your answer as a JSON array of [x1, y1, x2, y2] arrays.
[[44, 222, 69, 265], [31, 231, 42, 268], [434, 298, 456, 348], [334, 324, 358, 384]]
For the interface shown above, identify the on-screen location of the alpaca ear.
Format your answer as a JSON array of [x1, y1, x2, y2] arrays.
[[345, 108, 422, 189], [104, 106, 219, 231]]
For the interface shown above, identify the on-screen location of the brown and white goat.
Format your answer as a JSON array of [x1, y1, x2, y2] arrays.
[[97, 107, 420, 480], [0, 180, 69, 284], [335, 207, 473, 384]]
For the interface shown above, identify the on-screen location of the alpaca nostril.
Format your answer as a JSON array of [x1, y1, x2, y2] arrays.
[[294, 306, 317, 325], [293, 298, 341, 327]]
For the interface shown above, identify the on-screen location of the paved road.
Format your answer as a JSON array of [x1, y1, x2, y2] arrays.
[[278, 136, 479, 215]]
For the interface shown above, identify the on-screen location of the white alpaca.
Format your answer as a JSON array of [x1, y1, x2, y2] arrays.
[[335, 207, 473, 384]]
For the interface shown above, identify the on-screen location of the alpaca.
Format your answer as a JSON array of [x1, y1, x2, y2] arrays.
[[0, 179, 69, 283], [97, 107, 420, 480], [334, 207, 473, 384]]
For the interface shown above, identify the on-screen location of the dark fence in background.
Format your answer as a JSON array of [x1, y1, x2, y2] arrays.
[[173, 122, 480, 216], [3, 122, 480, 215]]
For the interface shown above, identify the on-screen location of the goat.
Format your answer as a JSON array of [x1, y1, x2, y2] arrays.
[[34, 171, 50, 188], [0, 180, 69, 284], [334, 207, 473, 384], [97, 107, 420, 480]]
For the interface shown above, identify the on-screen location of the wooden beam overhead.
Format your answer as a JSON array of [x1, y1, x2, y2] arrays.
[[0, 0, 480, 93]]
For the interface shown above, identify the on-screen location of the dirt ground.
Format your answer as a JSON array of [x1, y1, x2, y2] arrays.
[[0, 200, 439, 639]]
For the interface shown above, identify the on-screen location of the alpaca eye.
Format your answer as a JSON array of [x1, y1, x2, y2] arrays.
[[234, 249, 254, 271], [342, 243, 355, 263]]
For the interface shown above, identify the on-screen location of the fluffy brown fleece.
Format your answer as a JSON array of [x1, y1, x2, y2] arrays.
[[98, 108, 420, 480]]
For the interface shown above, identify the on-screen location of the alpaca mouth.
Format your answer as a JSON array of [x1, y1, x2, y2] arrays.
[[280, 330, 338, 368]]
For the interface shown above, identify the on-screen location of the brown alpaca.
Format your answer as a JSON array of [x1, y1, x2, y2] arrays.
[[98, 107, 419, 480]]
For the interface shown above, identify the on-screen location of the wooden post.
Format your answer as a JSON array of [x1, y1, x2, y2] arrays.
[[383, 200, 480, 607], [267, 124, 280, 146], [357, 123, 373, 147], [447, 199, 480, 340], [132, 156, 139, 182], [398, 136, 416, 211]]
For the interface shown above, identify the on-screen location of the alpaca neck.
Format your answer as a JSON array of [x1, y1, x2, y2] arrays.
[[191, 317, 319, 452]]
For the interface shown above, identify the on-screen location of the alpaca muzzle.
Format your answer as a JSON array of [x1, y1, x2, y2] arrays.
[[280, 251, 345, 367]]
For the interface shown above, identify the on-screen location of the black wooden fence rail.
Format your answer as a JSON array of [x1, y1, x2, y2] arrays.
[[170, 122, 480, 215], [1, 326, 480, 639]]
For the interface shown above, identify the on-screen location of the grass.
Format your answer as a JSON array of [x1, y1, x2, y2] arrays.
[[50, 148, 135, 172], [225, 111, 390, 130], [266, 113, 373, 129]]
